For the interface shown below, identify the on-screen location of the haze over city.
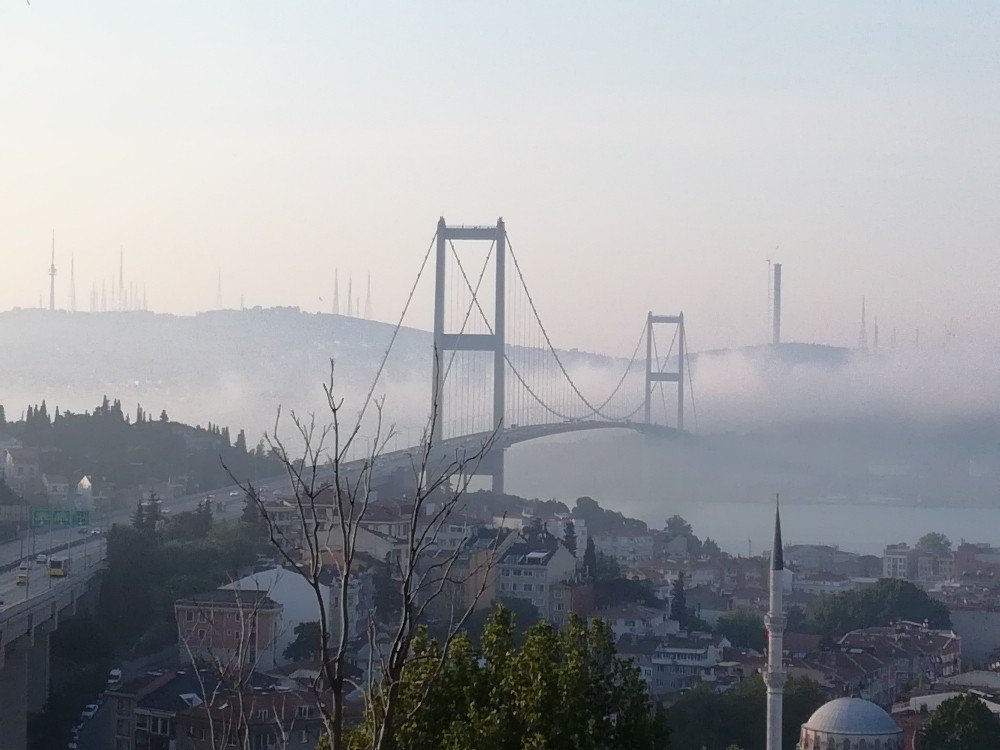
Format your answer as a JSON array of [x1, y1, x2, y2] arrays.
[[2, 5, 1000, 750], [3, 2, 999, 355]]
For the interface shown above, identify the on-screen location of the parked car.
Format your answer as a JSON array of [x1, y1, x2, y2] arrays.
[[80, 704, 99, 720]]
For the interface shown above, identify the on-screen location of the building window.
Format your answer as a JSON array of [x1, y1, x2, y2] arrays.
[[186, 611, 194, 622]]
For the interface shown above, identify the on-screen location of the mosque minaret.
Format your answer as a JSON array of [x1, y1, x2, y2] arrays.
[[764, 496, 787, 750]]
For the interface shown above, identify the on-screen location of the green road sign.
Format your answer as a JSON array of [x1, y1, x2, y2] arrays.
[[32, 508, 90, 527]]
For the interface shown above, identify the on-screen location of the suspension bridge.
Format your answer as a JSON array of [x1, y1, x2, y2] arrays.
[[351, 217, 697, 491]]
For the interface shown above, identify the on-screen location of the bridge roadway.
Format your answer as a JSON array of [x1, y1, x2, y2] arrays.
[[331, 421, 685, 491], [0, 539, 106, 750]]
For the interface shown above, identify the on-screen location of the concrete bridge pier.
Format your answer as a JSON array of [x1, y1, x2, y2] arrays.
[[476, 449, 504, 494], [26, 624, 53, 713], [0, 640, 29, 750]]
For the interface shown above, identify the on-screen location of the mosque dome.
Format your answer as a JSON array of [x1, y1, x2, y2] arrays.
[[798, 697, 903, 750]]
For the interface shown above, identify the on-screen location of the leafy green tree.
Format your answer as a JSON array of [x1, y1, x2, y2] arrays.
[[716, 609, 765, 650], [284, 621, 324, 662], [354, 607, 670, 749], [462, 597, 539, 646], [807, 578, 950, 636], [163, 505, 212, 541], [583, 536, 598, 578], [918, 693, 1000, 749], [665, 514, 703, 555], [918, 532, 952, 554], [667, 674, 823, 750], [670, 572, 687, 624], [595, 549, 621, 580], [563, 520, 577, 555], [131, 502, 146, 531], [701, 537, 723, 558]]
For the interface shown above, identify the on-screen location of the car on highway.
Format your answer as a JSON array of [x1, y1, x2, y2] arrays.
[[18, 559, 31, 570], [17, 572, 28, 586], [35, 553, 48, 564], [67, 742, 78, 750], [76, 527, 89, 535], [90, 528, 102, 535], [80, 703, 99, 719]]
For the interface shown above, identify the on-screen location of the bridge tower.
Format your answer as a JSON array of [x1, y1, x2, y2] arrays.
[[644, 312, 685, 430], [432, 217, 506, 491]]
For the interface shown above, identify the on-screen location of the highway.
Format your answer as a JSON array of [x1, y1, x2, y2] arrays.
[[0, 538, 106, 614], [0, 484, 254, 570]]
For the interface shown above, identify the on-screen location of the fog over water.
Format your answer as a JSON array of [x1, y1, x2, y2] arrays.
[[0, 309, 996, 546]]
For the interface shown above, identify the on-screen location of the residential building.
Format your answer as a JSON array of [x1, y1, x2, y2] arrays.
[[175, 589, 283, 672], [75, 475, 93, 509], [42, 473, 70, 505], [593, 531, 655, 564], [594, 604, 678, 640], [220, 563, 373, 664], [549, 579, 596, 630], [686, 585, 734, 626], [882, 543, 954, 583], [497, 531, 576, 620], [3, 448, 40, 493], [174, 689, 324, 750], [650, 632, 729, 694]]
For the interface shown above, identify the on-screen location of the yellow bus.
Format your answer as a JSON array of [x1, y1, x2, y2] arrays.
[[47, 556, 70, 577]]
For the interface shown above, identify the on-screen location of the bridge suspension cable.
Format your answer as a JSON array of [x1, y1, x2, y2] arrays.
[[445, 232, 649, 423], [504, 231, 647, 422]]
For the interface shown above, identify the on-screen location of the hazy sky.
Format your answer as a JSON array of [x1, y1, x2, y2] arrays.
[[2, 2, 998, 355]]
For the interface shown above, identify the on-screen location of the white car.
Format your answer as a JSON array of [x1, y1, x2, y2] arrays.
[[107, 668, 122, 687], [18, 560, 31, 570], [229, 490, 240, 497], [36, 553, 48, 564], [80, 703, 99, 719]]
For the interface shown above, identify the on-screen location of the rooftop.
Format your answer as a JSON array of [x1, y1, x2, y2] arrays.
[[175, 589, 280, 610]]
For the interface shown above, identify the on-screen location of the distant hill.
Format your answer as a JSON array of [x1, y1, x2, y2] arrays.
[[0, 307, 628, 440]]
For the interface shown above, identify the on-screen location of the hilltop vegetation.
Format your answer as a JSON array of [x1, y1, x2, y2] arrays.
[[0, 395, 280, 500]]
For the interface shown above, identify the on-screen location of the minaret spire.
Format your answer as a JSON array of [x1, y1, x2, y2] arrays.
[[858, 296, 868, 351], [364, 272, 372, 319], [119, 246, 125, 311], [48, 230, 57, 311], [333, 268, 340, 315], [765, 494, 787, 750]]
